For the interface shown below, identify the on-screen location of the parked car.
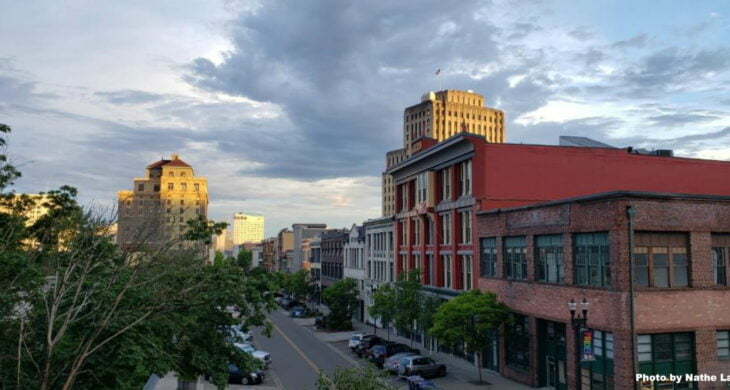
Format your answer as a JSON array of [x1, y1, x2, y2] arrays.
[[205, 364, 265, 386], [222, 325, 253, 344], [397, 356, 447, 378], [235, 343, 272, 369], [284, 300, 303, 309], [354, 336, 387, 358], [289, 306, 306, 317], [370, 343, 420, 368], [348, 333, 373, 350], [278, 298, 291, 307], [384, 351, 420, 373]]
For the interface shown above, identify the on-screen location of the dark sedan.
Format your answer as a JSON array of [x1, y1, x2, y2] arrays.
[[354, 335, 386, 358], [369, 343, 420, 368]]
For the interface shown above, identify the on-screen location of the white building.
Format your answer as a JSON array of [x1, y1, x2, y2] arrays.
[[363, 216, 394, 327], [232, 213, 264, 245], [343, 224, 366, 322], [251, 245, 263, 269]]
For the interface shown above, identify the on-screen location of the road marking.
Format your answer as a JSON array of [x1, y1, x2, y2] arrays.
[[272, 322, 322, 375], [268, 365, 284, 389], [322, 341, 359, 367]]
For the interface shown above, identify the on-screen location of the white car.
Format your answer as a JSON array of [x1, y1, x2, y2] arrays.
[[348, 333, 373, 350], [236, 343, 272, 369], [231, 325, 253, 343]]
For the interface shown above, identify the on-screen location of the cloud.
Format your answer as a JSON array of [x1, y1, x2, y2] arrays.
[[647, 113, 721, 127], [94, 90, 166, 105]]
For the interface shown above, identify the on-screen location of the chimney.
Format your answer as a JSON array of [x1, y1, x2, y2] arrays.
[[171, 153, 179, 160]]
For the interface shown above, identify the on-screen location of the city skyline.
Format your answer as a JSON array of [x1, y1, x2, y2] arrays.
[[2, 1, 730, 237]]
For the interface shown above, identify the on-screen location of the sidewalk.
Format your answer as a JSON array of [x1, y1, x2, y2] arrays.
[[301, 310, 531, 390]]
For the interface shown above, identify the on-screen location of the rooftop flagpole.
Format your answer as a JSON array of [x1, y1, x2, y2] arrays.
[[435, 68, 441, 91]]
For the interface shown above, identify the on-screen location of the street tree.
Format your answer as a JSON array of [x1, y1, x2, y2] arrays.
[[418, 294, 443, 350], [236, 247, 253, 270], [394, 269, 422, 346], [368, 283, 397, 340], [0, 124, 278, 390], [322, 278, 358, 331], [429, 289, 510, 383], [315, 365, 396, 390], [287, 269, 312, 303]]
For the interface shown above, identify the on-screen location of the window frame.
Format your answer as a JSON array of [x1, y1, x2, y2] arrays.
[[634, 245, 689, 288], [535, 234, 564, 284], [504, 236, 527, 281], [460, 210, 472, 244], [480, 237, 497, 277], [573, 232, 610, 288]]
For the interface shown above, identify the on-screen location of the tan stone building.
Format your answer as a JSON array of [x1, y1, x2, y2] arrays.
[[382, 89, 505, 216], [117, 154, 208, 252]]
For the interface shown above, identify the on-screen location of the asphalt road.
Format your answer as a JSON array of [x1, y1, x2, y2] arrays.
[[253, 310, 356, 390]]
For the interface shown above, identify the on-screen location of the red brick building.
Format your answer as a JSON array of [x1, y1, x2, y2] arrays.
[[388, 133, 730, 293], [477, 192, 730, 390]]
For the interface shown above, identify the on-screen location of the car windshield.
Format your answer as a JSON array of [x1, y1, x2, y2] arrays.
[[238, 344, 255, 353], [350, 336, 359, 340]]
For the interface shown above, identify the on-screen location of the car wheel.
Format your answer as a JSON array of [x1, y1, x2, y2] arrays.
[[243, 376, 251, 385], [439, 367, 446, 377]]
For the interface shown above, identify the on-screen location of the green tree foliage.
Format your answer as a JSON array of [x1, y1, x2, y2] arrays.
[[429, 289, 510, 383], [236, 247, 253, 270], [315, 365, 397, 390], [285, 269, 311, 303], [394, 269, 422, 346], [0, 124, 278, 390], [418, 294, 443, 347], [322, 278, 358, 331], [368, 283, 397, 340]]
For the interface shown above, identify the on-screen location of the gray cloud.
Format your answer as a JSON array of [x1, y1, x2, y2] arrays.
[[647, 113, 720, 127], [611, 33, 648, 49], [94, 90, 166, 105]]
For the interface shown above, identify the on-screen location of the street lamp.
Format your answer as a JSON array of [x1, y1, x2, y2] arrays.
[[568, 298, 589, 389]]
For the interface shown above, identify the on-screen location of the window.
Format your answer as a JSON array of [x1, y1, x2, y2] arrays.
[[180, 183, 187, 191], [416, 173, 427, 203], [458, 160, 472, 196], [634, 233, 689, 288], [137, 183, 144, 191], [711, 234, 730, 285], [401, 184, 408, 211], [582, 330, 614, 390], [574, 232, 610, 288], [168, 171, 174, 177], [504, 236, 527, 281], [153, 184, 160, 192], [441, 168, 451, 202], [179, 200, 184, 205], [426, 218, 433, 245], [638, 333, 694, 388], [460, 210, 471, 244], [180, 172, 186, 177], [462, 255, 472, 290], [536, 234, 563, 283], [194, 183, 200, 192], [167, 183, 174, 191], [401, 254, 408, 272], [400, 220, 408, 245], [442, 254, 452, 288], [480, 237, 497, 277], [441, 213, 451, 244], [717, 331, 730, 358], [413, 218, 420, 245], [506, 314, 530, 369]]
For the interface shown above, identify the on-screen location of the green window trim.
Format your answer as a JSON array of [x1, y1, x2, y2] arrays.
[[536, 234, 564, 284], [480, 237, 497, 277], [574, 232, 610, 288], [504, 236, 527, 281]]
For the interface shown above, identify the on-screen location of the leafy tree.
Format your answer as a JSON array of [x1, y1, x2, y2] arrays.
[[368, 283, 397, 340], [429, 289, 510, 383], [418, 294, 443, 350], [286, 269, 311, 303], [315, 365, 396, 390], [0, 124, 278, 390], [236, 247, 253, 270], [394, 269, 422, 346], [322, 278, 358, 331]]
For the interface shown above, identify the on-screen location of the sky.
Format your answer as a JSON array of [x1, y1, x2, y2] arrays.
[[1, 0, 729, 237]]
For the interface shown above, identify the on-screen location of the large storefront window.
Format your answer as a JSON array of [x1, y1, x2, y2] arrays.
[[634, 233, 689, 288], [504, 236, 527, 281], [574, 232, 610, 287], [506, 314, 530, 370], [581, 330, 614, 390], [480, 237, 497, 277], [638, 333, 695, 389], [536, 234, 563, 284]]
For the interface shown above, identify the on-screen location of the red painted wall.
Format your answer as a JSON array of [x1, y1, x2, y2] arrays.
[[479, 144, 730, 209]]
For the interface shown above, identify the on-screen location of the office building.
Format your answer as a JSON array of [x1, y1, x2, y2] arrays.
[[232, 213, 264, 245]]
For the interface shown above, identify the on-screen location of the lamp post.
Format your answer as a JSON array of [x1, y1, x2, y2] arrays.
[[569, 298, 589, 390]]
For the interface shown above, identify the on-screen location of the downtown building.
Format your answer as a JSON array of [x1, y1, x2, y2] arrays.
[[232, 213, 264, 245], [117, 154, 208, 253], [343, 224, 366, 322], [291, 223, 328, 273], [362, 216, 395, 327], [387, 133, 730, 390], [321, 228, 348, 288], [382, 89, 505, 216]]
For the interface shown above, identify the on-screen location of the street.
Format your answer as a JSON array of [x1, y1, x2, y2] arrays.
[[253, 310, 357, 390]]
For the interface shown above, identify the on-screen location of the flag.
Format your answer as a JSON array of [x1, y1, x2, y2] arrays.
[[435, 68, 441, 75]]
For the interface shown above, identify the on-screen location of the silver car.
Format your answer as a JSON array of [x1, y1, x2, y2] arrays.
[[397, 355, 447, 378], [235, 343, 272, 369], [384, 351, 419, 373]]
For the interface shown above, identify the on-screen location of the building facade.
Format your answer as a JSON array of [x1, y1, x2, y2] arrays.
[[343, 224, 366, 322], [232, 213, 264, 245], [363, 216, 395, 327], [261, 237, 276, 271], [117, 154, 208, 252], [291, 223, 328, 273], [388, 133, 730, 295], [277, 228, 294, 272], [382, 89, 505, 217], [321, 229, 348, 287], [308, 234, 322, 304], [477, 192, 730, 390]]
